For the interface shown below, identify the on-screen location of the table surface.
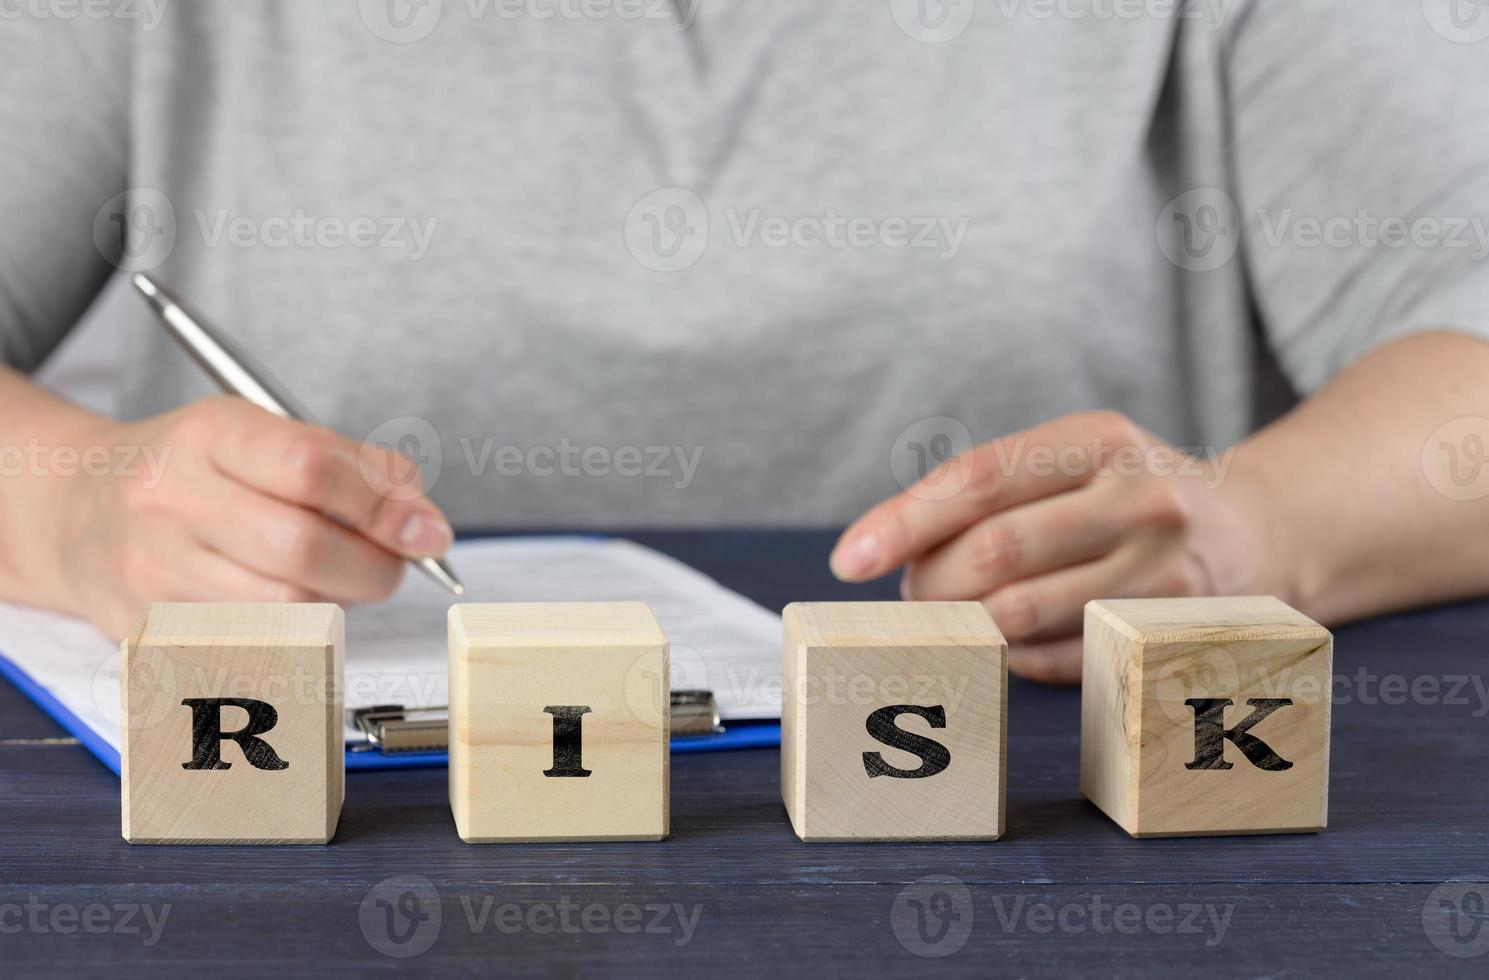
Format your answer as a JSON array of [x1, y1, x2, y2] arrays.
[[3, 530, 1488, 978]]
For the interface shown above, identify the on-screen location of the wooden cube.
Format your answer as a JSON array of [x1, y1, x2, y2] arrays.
[[448, 602, 669, 842], [120, 603, 344, 844], [781, 602, 1007, 842], [1081, 596, 1333, 838]]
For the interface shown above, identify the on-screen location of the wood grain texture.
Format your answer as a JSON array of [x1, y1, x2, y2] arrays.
[[2, 532, 1486, 978], [1082, 597, 1332, 838], [120, 603, 344, 845], [781, 602, 1007, 841], [448, 602, 669, 842]]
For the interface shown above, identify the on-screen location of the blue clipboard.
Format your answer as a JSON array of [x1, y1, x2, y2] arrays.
[[0, 651, 780, 776]]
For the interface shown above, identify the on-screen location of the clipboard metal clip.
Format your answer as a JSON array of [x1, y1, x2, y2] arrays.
[[349, 690, 724, 753]]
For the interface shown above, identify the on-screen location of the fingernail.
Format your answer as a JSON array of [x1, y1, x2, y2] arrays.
[[399, 512, 453, 556], [830, 534, 880, 581]]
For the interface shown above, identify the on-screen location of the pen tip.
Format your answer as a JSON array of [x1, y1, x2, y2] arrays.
[[131, 273, 158, 298]]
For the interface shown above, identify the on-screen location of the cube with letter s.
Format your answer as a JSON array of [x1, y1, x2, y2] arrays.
[[781, 602, 1007, 841]]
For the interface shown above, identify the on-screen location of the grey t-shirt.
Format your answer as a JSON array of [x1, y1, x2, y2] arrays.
[[3, 0, 1487, 528]]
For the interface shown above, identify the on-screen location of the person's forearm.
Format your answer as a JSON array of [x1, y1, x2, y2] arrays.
[[0, 364, 115, 609], [1223, 330, 1489, 625]]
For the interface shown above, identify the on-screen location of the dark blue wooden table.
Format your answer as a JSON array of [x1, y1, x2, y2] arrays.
[[3, 530, 1488, 977]]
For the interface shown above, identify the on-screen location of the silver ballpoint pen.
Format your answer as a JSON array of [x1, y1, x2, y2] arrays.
[[131, 272, 465, 596]]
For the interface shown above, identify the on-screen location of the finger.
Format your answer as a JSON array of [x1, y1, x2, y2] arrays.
[[982, 546, 1149, 644], [99, 535, 325, 638], [1009, 637, 1083, 686], [184, 475, 406, 603], [172, 546, 329, 604], [205, 403, 454, 559], [982, 529, 1203, 643], [902, 487, 1127, 601], [831, 411, 1140, 582]]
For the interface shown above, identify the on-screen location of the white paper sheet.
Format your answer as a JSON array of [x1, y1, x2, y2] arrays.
[[0, 537, 783, 754]]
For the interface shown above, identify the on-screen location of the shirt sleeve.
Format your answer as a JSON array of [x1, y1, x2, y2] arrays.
[[1225, 0, 1489, 393], [0, 13, 130, 373]]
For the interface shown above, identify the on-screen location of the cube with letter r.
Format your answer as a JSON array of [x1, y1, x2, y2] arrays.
[[1080, 596, 1333, 837], [780, 602, 1007, 841], [120, 603, 344, 844]]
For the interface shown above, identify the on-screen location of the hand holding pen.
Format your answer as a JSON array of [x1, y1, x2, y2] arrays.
[[11, 276, 462, 639]]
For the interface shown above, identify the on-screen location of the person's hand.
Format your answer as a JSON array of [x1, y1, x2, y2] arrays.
[[829, 412, 1279, 685], [46, 396, 453, 638]]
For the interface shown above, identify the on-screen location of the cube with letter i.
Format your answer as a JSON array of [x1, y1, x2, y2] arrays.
[[1081, 596, 1333, 837], [780, 602, 1008, 841], [448, 602, 670, 842], [120, 603, 345, 845]]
